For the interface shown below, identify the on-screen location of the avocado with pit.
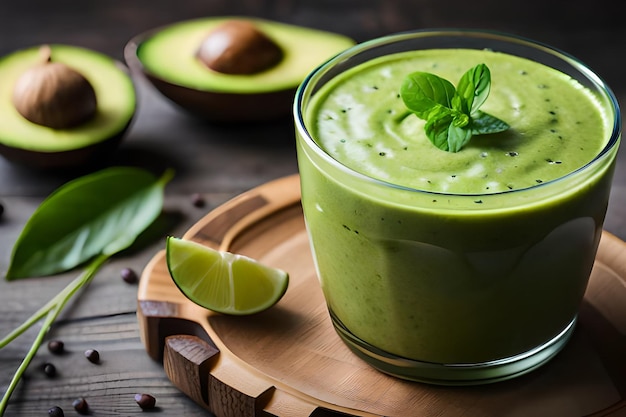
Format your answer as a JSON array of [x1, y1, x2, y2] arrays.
[[0, 44, 136, 169], [125, 17, 355, 122]]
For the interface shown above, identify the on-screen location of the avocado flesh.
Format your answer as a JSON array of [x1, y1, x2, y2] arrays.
[[136, 17, 355, 94], [0, 45, 135, 152]]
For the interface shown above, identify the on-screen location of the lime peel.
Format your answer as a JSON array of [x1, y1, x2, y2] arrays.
[[165, 236, 289, 315]]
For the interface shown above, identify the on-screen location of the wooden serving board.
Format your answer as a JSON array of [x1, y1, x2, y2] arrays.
[[138, 174, 626, 417]]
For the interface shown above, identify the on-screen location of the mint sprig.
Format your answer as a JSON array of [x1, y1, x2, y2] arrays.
[[400, 63, 509, 152]]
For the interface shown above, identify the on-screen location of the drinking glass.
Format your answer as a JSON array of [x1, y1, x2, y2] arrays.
[[294, 29, 621, 385]]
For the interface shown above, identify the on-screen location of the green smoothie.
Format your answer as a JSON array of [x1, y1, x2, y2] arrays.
[[310, 49, 609, 195], [295, 35, 620, 383]]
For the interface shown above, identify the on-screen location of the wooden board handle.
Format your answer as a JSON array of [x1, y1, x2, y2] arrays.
[[162, 334, 353, 417], [164, 335, 219, 411]]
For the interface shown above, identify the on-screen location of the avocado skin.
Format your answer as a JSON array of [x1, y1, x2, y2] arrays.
[[145, 72, 295, 122], [0, 122, 130, 170], [125, 18, 354, 122], [127, 43, 295, 122]]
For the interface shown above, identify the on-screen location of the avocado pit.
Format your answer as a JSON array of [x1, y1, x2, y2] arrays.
[[195, 20, 283, 75], [12, 45, 97, 129]]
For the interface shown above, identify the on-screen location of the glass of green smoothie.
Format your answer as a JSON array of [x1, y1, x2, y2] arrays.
[[294, 29, 621, 385]]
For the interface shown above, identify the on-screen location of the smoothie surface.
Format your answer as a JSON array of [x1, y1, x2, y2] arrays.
[[308, 49, 611, 194]]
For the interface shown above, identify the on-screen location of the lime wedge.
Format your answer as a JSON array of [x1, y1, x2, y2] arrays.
[[165, 236, 289, 315]]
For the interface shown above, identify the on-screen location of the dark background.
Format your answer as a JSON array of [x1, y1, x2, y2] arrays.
[[0, 0, 624, 198], [1, 0, 624, 233], [1, 0, 624, 87]]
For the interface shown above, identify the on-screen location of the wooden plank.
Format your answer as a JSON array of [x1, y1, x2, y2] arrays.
[[0, 315, 211, 416], [0, 194, 232, 417]]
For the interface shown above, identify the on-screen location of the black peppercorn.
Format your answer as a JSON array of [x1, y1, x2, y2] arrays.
[[120, 267, 138, 284], [43, 362, 57, 378], [47, 406, 64, 417], [191, 193, 206, 208], [134, 393, 156, 410], [84, 349, 100, 364], [72, 397, 89, 415], [0, 202, 4, 219], [47, 340, 65, 354]]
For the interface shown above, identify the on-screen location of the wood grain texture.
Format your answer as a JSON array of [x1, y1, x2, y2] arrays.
[[0, 194, 224, 417], [138, 174, 626, 417], [164, 335, 218, 410]]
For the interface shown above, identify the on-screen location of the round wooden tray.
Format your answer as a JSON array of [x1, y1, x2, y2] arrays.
[[138, 174, 626, 417]]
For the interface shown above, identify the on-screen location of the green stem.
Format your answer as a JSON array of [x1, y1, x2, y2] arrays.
[[0, 254, 109, 416], [0, 289, 65, 348]]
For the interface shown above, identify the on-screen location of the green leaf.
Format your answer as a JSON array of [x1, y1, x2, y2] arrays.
[[451, 93, 469, 115], [471, 110, 510, 135], [0, 167, 172, 414], [400, 72, 456, 119], [424, 108, 454, 151], [401, 63, 509, 152], [424, 110, 473, 152], [456, 63, 491, 115], [5, 167, 173, 280], [448, 123, 474, 153]]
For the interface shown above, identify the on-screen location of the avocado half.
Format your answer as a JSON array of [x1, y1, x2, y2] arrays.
[[0, 45, 136, 169], [125, 17, 355, 122]]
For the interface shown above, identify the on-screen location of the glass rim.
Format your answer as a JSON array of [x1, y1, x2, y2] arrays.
[[294, 28, 622, 198]]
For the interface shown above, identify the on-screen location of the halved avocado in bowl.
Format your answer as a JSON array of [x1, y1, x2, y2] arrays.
[[0, 44, 136, 170], [124, 17, 355, 122]]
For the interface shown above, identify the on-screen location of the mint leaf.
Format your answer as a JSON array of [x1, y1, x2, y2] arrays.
[[457, 63, 491, 115], [424, 109, 473, 152], [401, 72, 456, 119], [424, 108, 454, 150], [448, 124, 473, 152], [471, 110, 510, 135], [401, 64, 509, 152]]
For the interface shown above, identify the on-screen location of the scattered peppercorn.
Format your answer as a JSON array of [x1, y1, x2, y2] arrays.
[[43, 362, 57, 378], [191, 193, 206, 208], [72, 397, 89, 415], [134, 393, 156, 410], [47, 406, 64, 417], [120, 267, 138, 284], [47, 340, 65, 354], [84, 349, 100, 364]]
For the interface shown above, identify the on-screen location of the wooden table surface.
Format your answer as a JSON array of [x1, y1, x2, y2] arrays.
[[0, 1, 624, 416]]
